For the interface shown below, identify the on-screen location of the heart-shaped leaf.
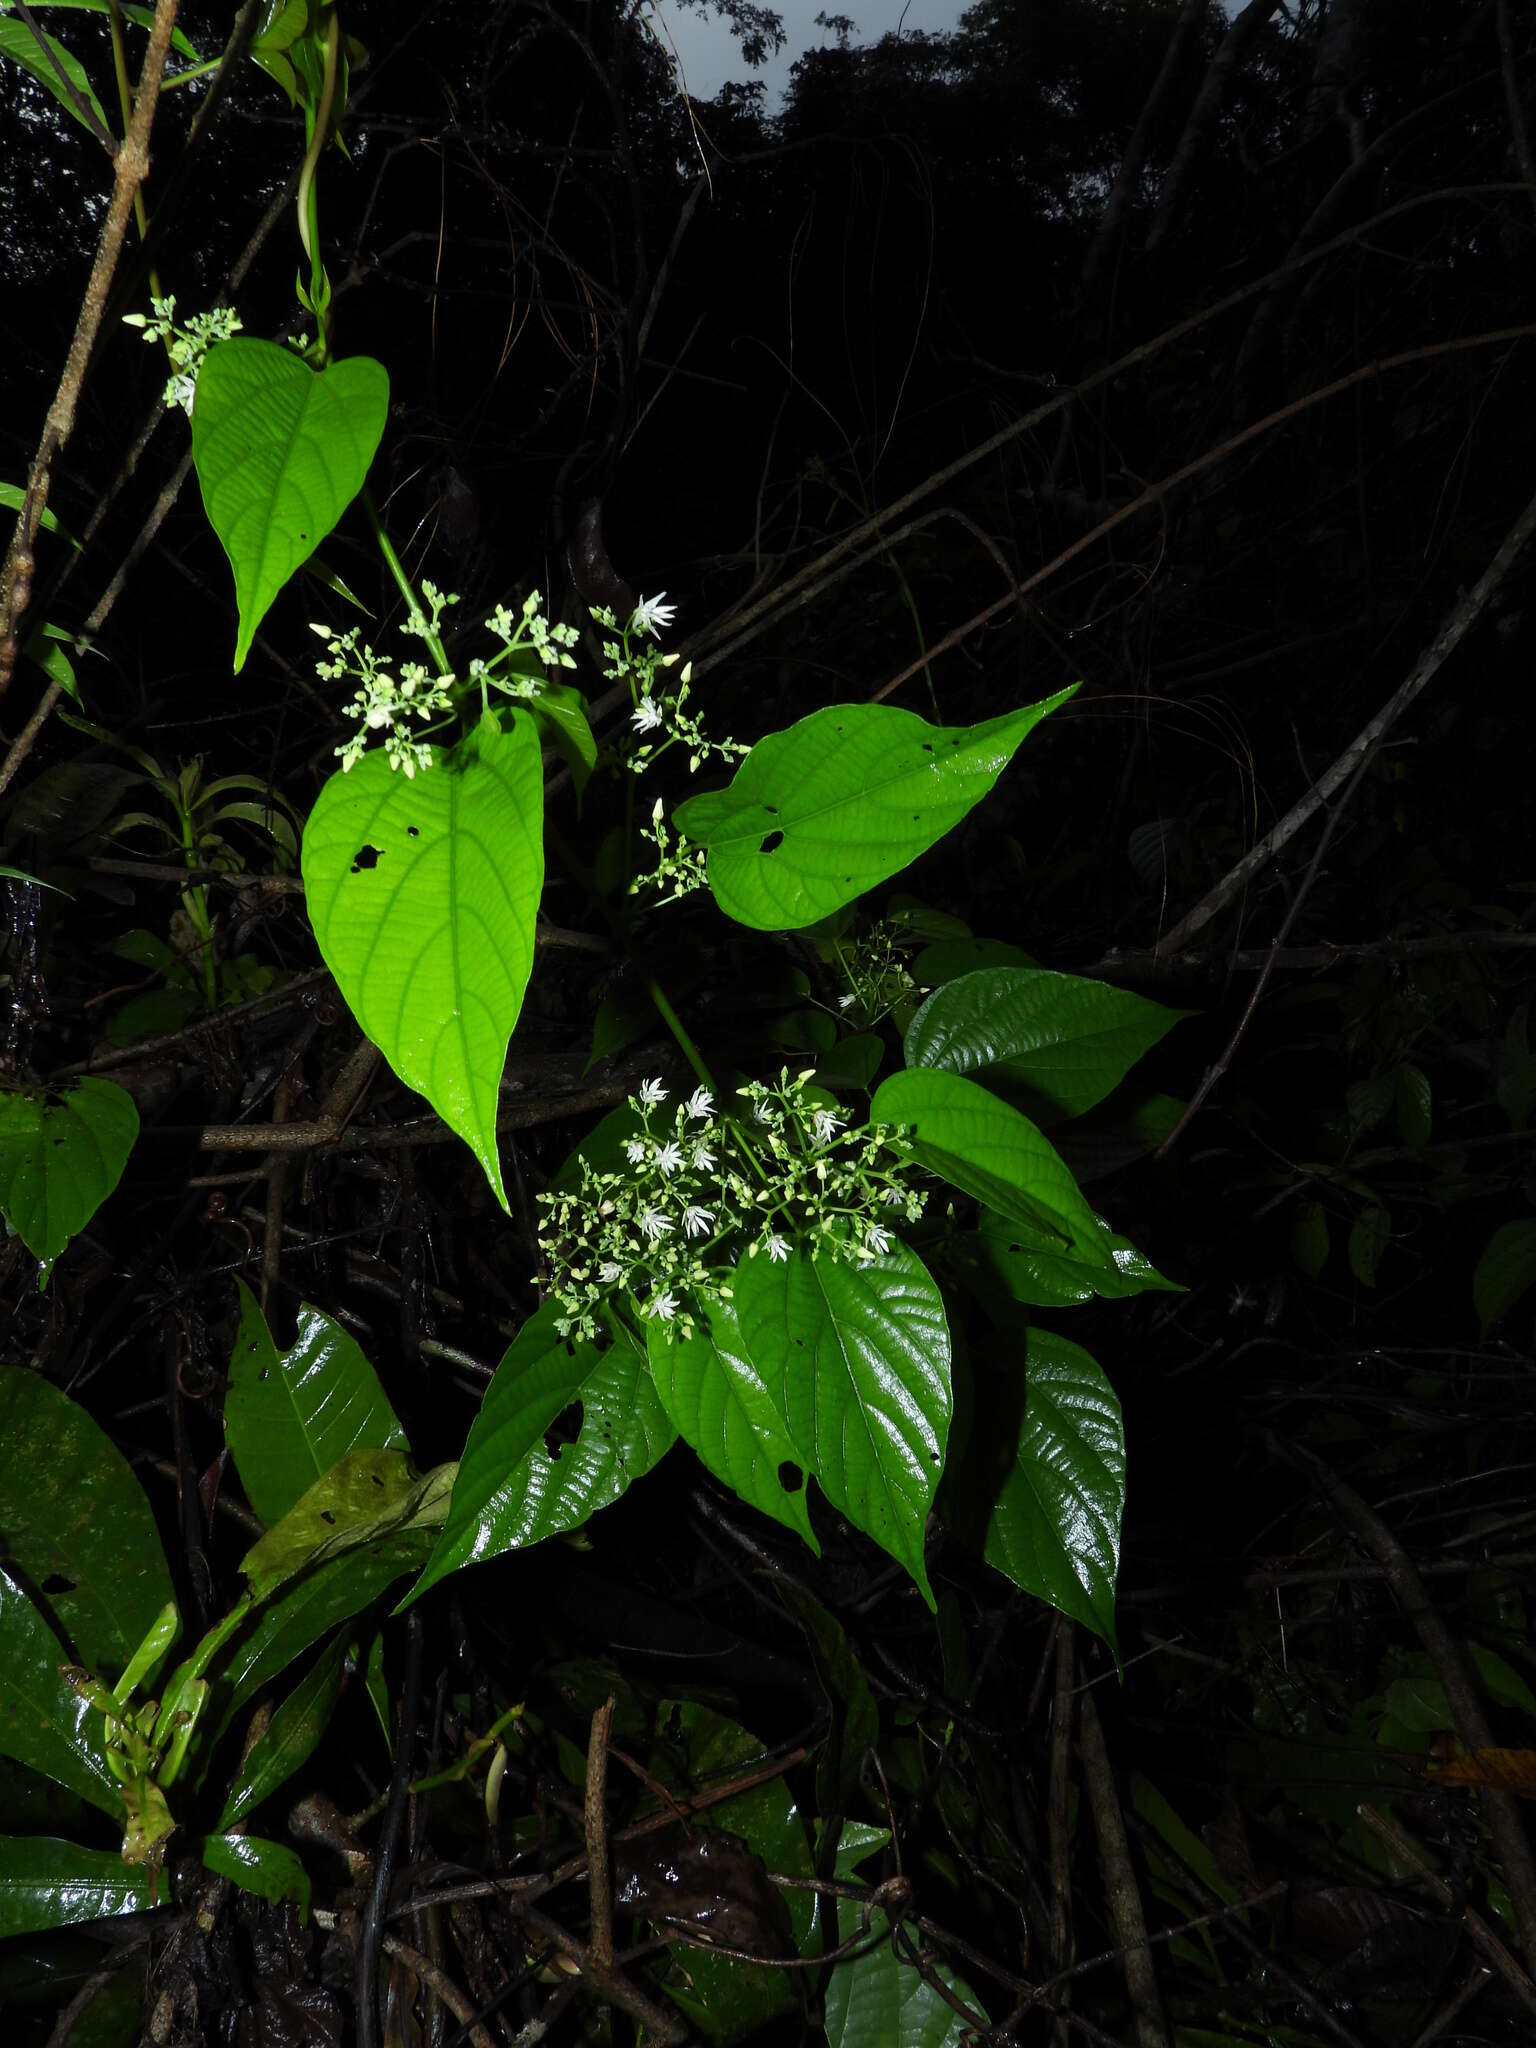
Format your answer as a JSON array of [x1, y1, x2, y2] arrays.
[[980, 1327, 1124, 1657], [673, 689, 1075, 931], [191, 339, 388, 671], [871, 1067, 1110, 1260], [904, 967, 1191, 1118], [732, 1246, 950, 1606], [301, 712, 544, 1211], [0, 1365, 173, 1675], [404, 1308, 675, 1606], [224, 1281, 408, 1526], [0, 1076, 138, 1275], [648, 1299, 818, 1552]]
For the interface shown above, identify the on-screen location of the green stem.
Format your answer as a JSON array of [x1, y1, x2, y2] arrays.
[[160, 55, 225, 88], [647, 980, 713, 1094], [362, 490, 452, 679]]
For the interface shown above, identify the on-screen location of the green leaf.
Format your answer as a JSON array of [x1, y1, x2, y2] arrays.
[[980, 1327, 1124, 1657], [529, 679, 597, 793], [1473, 1218, 1536, 1334], [1347, 1204, 1391, 1289], [224, 1281, 408, 1526], [404, 1309, 675, 1606], [190, 339, 388, 671], [1289, 1198, 1330, 1279], [214, 1530, 433, 1729], [913, 936, 1036, 984], [0, 1077, 138, 1273], [0, 480, 78, 545], [0, 1574, 119, 1814], [814, 1031, 885, 1094], [219, 1633, 348, 1828], [1393, 1062, 1432, 1148], [773, 1581, 880, 1807], [824, 1878, 978, 2048], [904, 967, 1190, 1118], [732, 1246, 951, 1606], [0, 0, 198, 61], [969, 1205, 1180, 1310], [0, 19, 109, 139], [0, 1837, 153, 1939], [648, 1299, 817, 1552], [870, 1068, 1110, 1262], [239, 1451, 454, 1603], [673, 689, 1075, 932], [0, 1365, 173, 1675], [201, 1832, 310, 1919], [301, 712, 544, 1212]]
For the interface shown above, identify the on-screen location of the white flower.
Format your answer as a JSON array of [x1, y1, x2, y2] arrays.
[[624, 1137, 648, 1164], [811, 1107, 845, 1145], [863, 1223, 893, 1257], [653, 1141, 683, 1175], [683, 1205, 713, 1239], [638, 1077, 668, 1107], [691, 1141, 717, 1172], [752, 1097, 773, 1124], [684, 1087, 714, 1121], [648, 1289, 679, 1322], [631, 695, 666, 733], [838, 994, 857, 1010], [598, 1259, 623, 1283], [639, 1208, 674, 1243], [881, 1186, 905, 1205], [632, 592, 677, 637], [764, 1231, 789, 1263]]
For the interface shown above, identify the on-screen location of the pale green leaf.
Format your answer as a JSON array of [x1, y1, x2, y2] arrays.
[[673, 689, 1076, 931], [404, 1308, 675, 1606], [239, 1450, 454, 1603], [224, 1280, 407, 1526], [968, 1205, 1180, 1309], [871, 1067, 1110, 1262], [0, 1364, 173, 1675], [732, 1247, 950, 1606], [648, 1300, 817, 1552], [0, 1076, 138, 1272], [191, 339, 388, 671], [0, 1836, 152, 1939], [202, 1832, 310, 1919], [903, 966, 1190, 1118], [980, 1327, 1124, 1657], [1473, 1217, 1536, 1334], [0, 1, 198, 60], [301, 711, 544, 1211], [0, 1574, 119, 1814]]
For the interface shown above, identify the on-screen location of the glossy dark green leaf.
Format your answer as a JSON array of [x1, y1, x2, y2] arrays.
[[871, 1067, 1110, 1261], [404, 1309, 674, 1606], [239, 1451, 453, 1603], [191, 340, 389, 671], [981, 1328, 1124, 1657], [0, 1574, 119, 1814], [903, 966, 1190, 1118], [301, 712, 544, 1211], [648, 1299, 817, 1552], [1473, 1217, 1536, 1334], [224, 1281, 407, 1526], [218, 1632, 349, 1829], [814, 1032, 885, 1094], [201, 1832, 310, 1919], [733, 1246, 950, 1606], [969, 1206, 1180, 1310], [0, 1077, 138, 1272], [0, 1837, 152, 1939], [673, 690, 1075, 931], [0, 1365, 172, 1674]]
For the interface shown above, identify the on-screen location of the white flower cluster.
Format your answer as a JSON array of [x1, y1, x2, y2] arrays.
[[315, 618, 456, 778], [588, 594, 746, 777], [630, 795, 709, 903], [122, 295, 244, 416], [467, 589, 580, 701], [536, 1068, 926, 1342]]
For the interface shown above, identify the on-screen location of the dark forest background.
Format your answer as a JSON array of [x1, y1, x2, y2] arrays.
[[3, 1, 1536, 2043]]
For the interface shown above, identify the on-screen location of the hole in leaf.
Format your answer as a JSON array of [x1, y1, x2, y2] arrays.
[[41, 1573, 75, 1596], [921, 742, 934, 753], [763, 805, 778, 816], [544, 1400, 583, 1459], [776, 1462, 803, 1494], [759, 830, 784, 855], [350, 844, 384, 874], [407, 824, 420, 837], [371, 1473, 385, 1488], [258, 1367, 270, 1382], [320, 1510, 337, 1526]]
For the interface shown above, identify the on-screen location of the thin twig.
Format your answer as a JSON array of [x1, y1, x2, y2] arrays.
[[585, 1697, 617, 1970], [357, 1611, 425, 2048], [1048, 1621, 1075, 2048], [380, 1937, 496, 2048], [1078, 1689, 1168, 2048]]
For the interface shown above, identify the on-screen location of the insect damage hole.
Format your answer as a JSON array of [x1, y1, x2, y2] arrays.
[[759, 830, 784, 855], [350, 843, 383, 874]]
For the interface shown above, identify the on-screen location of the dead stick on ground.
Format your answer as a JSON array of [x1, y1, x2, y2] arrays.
[[1273, 1436, 1536, 1971], [1048, 1620, 1076, 2048], [1153, 477, 1536, 957], [1078, 1689, 1168, 2048], [586, 1696, 617, 1971], [1356, 1805, 1536, 2021], [380, 1937, 495, 2048]]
